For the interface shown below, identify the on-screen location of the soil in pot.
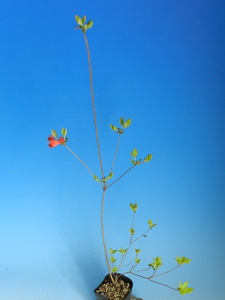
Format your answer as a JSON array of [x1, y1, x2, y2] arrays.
[[94, 273, 133, 300]]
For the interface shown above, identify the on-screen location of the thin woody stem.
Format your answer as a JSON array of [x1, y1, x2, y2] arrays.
[[107, 164, 137, 189], [128, 272, 178, 292], [151, 264, 180, 278], [100, 189, 109, 269], [82, 32, 104, 178], [82, 31, 112, 281], [64, 145, 94, 176], [101, 188, 115, 284], [148, 279, 178, 292], [117, 212, 135, 272], [131, 227, 151, 244], [110, 134, 122, 173], [81, 29, 114, 283]]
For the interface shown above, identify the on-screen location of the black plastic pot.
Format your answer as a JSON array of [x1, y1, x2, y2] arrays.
[[94, 273, 133, 300]]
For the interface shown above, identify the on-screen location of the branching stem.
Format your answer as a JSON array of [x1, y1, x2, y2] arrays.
[[117, 211, 135, 271]]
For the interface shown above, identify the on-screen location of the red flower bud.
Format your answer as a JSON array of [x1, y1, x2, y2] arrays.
[[48, 135, 65, 148]]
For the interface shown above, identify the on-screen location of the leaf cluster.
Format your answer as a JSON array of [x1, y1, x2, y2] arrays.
[[148, 257, 163, 271], [175, 256, 191, 265], [51, 128, 68, 143], [130, 148, 153, 165], [178, 281, 194, 295], [75, 15, 93, 32], [93, 172, 114, 183], [110, 117, 132, 134]]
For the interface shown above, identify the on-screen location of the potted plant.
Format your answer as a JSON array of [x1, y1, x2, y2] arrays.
[[47, 14, 194, 300]]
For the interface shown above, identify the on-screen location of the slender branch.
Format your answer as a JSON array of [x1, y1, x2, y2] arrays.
[[82, 32, 104, 178], [151, 264, 180, 278], [131, 227, 151, 244], [117, 212, 135, 271], [107, 165, 136, 189], [130, 212, 135, 244], [117, 253, 126, 272], [148, 279, 178, 292], [130, 266, 156, 275], [128, 272, 178, 292], [64, 145, 94, 176], [110, 134, 122, 173]]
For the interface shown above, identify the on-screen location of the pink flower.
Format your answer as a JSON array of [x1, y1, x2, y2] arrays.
[[48, 135, 65, 148]]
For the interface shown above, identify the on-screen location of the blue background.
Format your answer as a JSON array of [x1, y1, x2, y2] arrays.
[[0, 0, 225, 299]]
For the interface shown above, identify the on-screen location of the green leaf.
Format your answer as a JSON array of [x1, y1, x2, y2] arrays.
[[109, 248, 117, 254], [148, 219, 157, 229], [175, 256, 191, 265], [110, 124, 119, 131], [111, 266, 118, 272], [123, 118, 132, 128], [135, 258, 141, 264], [130, 158, 136, 165], [177, 282, 194, 295], [155, 257, 163, 268], [61, 127, 67, 136], [84, 23, 92, 31], [93, 174, 100, 182], [130, 203, 138, 213], [135, 249, 141, 254], [143, 154, 153, 163], [81, 15, 86, 24], [51, 130, 58, 138], [119, 117, 124, 126], [118, 248, 127, 254], [85, 19, 93, 29], [75, 15, 83, 26], [131, 148, 138, 158], [148, 257, 163, 270], [129, 228, 135, 235], [110, 256, 117, 263], [105, 172, 114, 181]]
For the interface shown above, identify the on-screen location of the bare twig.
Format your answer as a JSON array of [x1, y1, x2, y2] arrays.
[[82, 32, 104, 178], [129, 272, 178, 292], [151, 264, 180, 278], [131, 227, 151, 244], [64, 145, 94, 176], [110, 134, 122, 173], [107, 165, 136, 189]]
